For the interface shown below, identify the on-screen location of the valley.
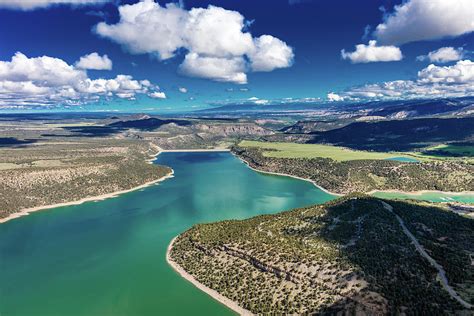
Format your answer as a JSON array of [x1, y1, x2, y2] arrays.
[[1, 99, 474, 315]]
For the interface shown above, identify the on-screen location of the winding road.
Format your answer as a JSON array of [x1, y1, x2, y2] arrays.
[[381, 201, 472, 309]]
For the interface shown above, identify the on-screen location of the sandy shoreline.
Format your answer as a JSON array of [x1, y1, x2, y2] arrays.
[[3, 147, 472, 224], [166, 236, 253, 316], [0, 149, 175, 224], [160, 148, 231, 152], [0, 170, 174, 224], [234, 154, 343, 196], [0, 148, 227, 225]]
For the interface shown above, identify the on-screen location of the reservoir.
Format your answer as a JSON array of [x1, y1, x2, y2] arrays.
[[385, 156, 420, 163], [1, 152, 472, 315], [0, 152, 334, 315]]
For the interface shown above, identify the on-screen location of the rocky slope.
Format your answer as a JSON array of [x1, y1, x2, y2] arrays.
[[170, 196, 474, 314]]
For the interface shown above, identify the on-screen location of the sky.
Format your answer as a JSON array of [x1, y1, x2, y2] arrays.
[[0, 0, 473, 113]]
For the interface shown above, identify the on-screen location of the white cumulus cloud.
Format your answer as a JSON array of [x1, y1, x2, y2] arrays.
[[0, 52, 163, 107], [246, 97, 269, 105], [0, 0, 110, 10], [327, 92, 344, 102], [179, 53, 248, 84], [149, 91, 167, 99], [75, 52, 112, 70], [95, 0, 294, 84], [249, 35, 294, 71], [0, 52, 85, 86], [184, 5, 254, 59], [418, 60, 474, 84], [341, 40, 403, 63], [417, 47, 465, 63], [374, 0, 474, 45], [331, 59, 474, 100], [95, 1, 186, 59]]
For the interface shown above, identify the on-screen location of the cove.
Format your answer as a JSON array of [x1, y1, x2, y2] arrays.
[[385, 156, 419, 163], [0, 152, 334, 316]]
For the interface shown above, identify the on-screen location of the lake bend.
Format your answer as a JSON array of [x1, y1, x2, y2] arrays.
[[1, 151, 473, 316], [0, 152, 334, 316]]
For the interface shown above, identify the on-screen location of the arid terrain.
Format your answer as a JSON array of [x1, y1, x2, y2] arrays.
[[0, 114, 274, 220], [170, 196, 474, 314], [0, 135, 170, 220], [233, 144, 474, 194]]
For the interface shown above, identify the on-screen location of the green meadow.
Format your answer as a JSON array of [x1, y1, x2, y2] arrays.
[[239, 140, 422, 162], [422, 144, 474, 157]]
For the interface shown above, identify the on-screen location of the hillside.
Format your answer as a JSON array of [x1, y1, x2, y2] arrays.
[[0, 115, 173, 220], [307, 117, 474, 151], [233, 145, 474, 194], [169, 196, 474, 314], [197, 97, 474, 120]]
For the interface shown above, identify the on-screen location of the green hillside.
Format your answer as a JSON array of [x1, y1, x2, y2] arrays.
[[170, 196, 474, 314]]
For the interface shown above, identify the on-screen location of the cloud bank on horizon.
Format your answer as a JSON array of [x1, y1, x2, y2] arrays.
[[332, 0, 474, 101], [330, 60, 474, 101], [0, 0, 111, 10]]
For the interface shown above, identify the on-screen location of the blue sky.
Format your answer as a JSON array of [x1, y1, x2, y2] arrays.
[[0, 0, 473, 112]]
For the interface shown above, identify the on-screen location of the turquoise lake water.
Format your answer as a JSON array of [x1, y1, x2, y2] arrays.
[[0, 152, 334, 316], [1, 152, 472, 316], [385, 156, 420, 162]]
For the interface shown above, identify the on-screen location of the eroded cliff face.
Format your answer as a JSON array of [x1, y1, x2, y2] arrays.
[[150, 122, 274, 149], [195, 123, 273, 136]]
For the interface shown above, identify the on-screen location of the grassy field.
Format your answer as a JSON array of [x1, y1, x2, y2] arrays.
[[239, 140, 422, 161], [421, 144, 474, 157]]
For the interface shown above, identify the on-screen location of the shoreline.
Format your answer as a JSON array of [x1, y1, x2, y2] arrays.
[[3, 148, 472, 225], [234, 153, 343, 197], [0, 170, 174, 224], [166, 236, 253, 316], [160, 148, 231, 153], [234, 153, 474, 199], [0, 148, 175, 224]]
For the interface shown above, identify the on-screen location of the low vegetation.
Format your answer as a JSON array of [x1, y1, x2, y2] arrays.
[[239, 140, 422, 161], [389, 200, 474, 302], [421, 144, 474, 159], [170, 196, 473, 314], [0, 114, 282, 219], [0, 117, 172, 219], [306, 117, 474, 152], [233, 144, 474, 194]]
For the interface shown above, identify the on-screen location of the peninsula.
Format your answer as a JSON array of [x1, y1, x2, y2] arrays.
[[169, 195, 474, 314], [233, 141, 474, 195]]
